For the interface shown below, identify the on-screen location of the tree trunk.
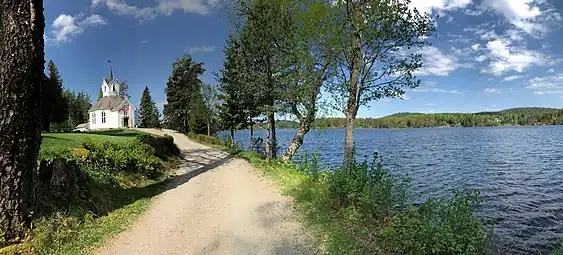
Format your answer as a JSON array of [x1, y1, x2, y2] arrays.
[[265, 112, 277, 160], [230, 127, 235, 147], [343, 1, 363, 165], [282, 118, 310, 161], [0, 0, 45, 243], [249, 118, 254, 151], [207, 119, 211, 136]]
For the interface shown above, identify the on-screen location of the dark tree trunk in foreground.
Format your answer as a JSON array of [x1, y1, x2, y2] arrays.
[[0, 0, 45, 243], [230, 127, 235, 147]]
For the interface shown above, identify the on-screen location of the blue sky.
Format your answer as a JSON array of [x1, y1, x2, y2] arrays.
[[45, 0, 563, 118]]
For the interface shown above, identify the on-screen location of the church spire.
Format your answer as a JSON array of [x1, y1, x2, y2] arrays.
[[107, 60, 113, 81]]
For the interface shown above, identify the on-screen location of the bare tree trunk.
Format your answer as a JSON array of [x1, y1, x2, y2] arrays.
[[282, 118, 310, 161], [230, 127, 235, 147], [0, 0, 45, 243], [249, 117, 254, 151], [207, 119, 210, 136], [343, 1, 363, 165], [265, 111, 277, 160]]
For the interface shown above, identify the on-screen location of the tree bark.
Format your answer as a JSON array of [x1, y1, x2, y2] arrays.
[[282, 117, 311, 161], [207, 119, 210, 136], [265, 111, 277, 160], [230, 127, 235, 147], [249, 117, 254, 151], [343, 1, 363, 165], [0, 0, 45, 243]]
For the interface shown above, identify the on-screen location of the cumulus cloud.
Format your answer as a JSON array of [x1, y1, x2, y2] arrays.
[[50, 13, 106, 43], [481, 38, 548, 76], [91, 0, 218, 20], [525, 74, 563, 95], [480, 0, 561, 36], [409, 0, 472, 15], [414, 46, 471, 76]]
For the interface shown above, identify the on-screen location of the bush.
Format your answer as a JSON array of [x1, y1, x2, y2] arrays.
[[82, 138, 162, 179], [187, 132, 222, 145], [136, 133, 180, 159], [378, 190, 488, 254], [327, 153, 410, 221]]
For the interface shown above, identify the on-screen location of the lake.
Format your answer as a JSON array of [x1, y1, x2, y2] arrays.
[[223, 126, 563, 254]]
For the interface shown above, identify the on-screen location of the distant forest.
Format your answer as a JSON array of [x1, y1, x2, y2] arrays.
[[254, 107, 563, 129]]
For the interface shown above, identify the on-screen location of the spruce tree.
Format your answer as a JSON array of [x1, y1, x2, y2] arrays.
[[139, 86, 159, 128]]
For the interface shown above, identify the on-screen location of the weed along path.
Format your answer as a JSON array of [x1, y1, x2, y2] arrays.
[[96, 129, 314, 255]]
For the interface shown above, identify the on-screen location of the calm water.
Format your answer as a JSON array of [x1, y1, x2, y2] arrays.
[[223, 126, 563, 254]]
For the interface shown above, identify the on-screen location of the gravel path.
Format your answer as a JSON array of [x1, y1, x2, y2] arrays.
[[96, 129, 314, 255]]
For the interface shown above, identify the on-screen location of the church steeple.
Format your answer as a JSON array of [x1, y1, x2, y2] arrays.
[[107, 60, 113, 81]]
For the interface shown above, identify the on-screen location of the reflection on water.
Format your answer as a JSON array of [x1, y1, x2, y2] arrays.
[[223, 126, 563, 254]]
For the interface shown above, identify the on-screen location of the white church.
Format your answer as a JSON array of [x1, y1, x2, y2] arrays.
[[88, 68, 135, 130]]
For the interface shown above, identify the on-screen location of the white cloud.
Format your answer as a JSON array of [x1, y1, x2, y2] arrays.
[[526, 74, 563, 95], [481, 38, 548, 76], [465, 9, 482, 16], [548, 68, 555, 73], [415, 46, 471, 76], [484, 88, 501, 93], [186, 45, 216, 54], [480, 0, 561, 36], [401, 94, 411, 100], [409, 0, 472, 15], [475, 55, 488, 62], [504, 75, 522, 81], [50, 13, 106, 43], [412, 86, 463, 94], [471, 44, 480, 51], [92, 0, 218, 19], [424, 103, 437, 106]]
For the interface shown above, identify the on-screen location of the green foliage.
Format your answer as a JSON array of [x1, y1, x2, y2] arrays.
[[138, 86, 160, 128], [328, 154, 410, 221], [81, 139, 162, 179], [553, 239, 563, 255], [187, 132, 222, 145], [136, 133, 180, 159], [188, 87, 209, 134], [378, 190, 487, 254], [241, 152, 488, 255], [163, 54, 206, 134], [41, 60, 68, 131]]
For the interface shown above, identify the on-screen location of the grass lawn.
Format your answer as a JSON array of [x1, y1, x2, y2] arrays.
[[41, 129, 143, 151]]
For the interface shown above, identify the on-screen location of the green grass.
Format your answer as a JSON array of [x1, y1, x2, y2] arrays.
[[238, 151, 364, 254], [41, 129, 143, 150], [3, 129, 180, 255]]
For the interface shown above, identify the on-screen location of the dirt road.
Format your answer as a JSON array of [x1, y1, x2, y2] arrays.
[[96, 129, 314, 255]]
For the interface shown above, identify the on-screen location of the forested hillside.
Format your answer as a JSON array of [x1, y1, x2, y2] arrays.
[[255, 107, 563, 129]]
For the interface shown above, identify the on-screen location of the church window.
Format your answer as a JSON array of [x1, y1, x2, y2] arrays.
[[112, 85, 115, 92], [101, 111, 106, 123], [91, 113, 96, 124], [104, 86, 106, 92], [123, 109, 128, 117]]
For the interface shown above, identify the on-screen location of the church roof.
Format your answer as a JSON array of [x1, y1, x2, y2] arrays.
[[89, 96, 128, 112]]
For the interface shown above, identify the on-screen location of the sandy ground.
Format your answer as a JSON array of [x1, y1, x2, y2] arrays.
[[96, 129, 314, 255]]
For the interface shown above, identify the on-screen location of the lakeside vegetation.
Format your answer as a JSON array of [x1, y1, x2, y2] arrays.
[[252, 107, 563, 129]]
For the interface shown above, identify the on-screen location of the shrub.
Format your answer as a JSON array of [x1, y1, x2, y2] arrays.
[[136, 133, 180, 159], [187, 132, 222, 145], [327, 153, 410, 221], [82, 139, 162, 179], [377, 190, 488, 254]]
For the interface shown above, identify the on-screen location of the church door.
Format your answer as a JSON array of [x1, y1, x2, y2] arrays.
[[123, 117, 130, 128]]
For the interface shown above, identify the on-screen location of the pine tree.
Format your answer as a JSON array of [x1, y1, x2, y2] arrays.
[[139, 86, 159, 128], [0, 0, 45, 241], [163, 54, 205, 133]]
